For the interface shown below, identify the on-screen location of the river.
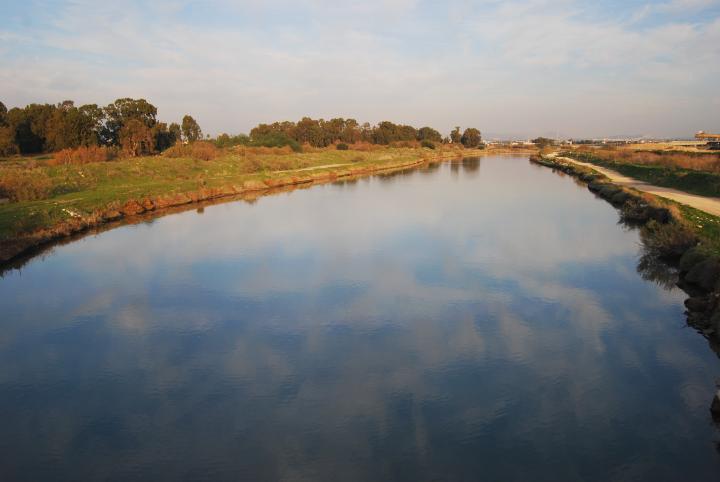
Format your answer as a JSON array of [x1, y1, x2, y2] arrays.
[[1, 156, 719, 481]]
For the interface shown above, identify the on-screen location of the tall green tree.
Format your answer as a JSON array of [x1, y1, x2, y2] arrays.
[[531, 137, 555, 148], [168, 122, 181, 144], [461, 128, 482, 148], [181, 115, 202, 142], [0, 101, 7, 127], [450, 126, 462, 144], [103, 98, 157, 146], [417, 126, 442, 143], [120, 118, 154, 156]]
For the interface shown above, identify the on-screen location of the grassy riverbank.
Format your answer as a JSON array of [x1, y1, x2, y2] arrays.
[[563, 150, 720, 198], [0, 145, 504, 263]]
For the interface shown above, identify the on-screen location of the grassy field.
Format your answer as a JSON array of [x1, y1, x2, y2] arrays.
[[0, 145, 500, 260], [563, 149, 720, 198]]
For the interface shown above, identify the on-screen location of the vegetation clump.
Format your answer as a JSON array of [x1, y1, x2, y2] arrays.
[[52, 146, 118, 165], [336, 143, 349, 150], [162, 141, 219, 161], [0, 168, 52, 201], [0, 98, 197, 158]]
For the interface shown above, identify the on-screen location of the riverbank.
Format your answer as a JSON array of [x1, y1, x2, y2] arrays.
[[562, 150, 720, 198], [554, 155, 720, 217], [0, 146, 500, 265], [530, 155, 720, 380]]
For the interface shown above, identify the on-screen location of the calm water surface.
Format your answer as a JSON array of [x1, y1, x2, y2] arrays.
[[1, 156, 719, 481]]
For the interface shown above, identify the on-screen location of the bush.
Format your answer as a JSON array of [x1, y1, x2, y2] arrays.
[[0, 169, 53, 201], [163, 141, 219, 161], [250, 133, 302, 152], [50, 146, 118, 165], [336, 143, 349, 150], [640, 219, 698, 260], [421, 140, 436, 150]]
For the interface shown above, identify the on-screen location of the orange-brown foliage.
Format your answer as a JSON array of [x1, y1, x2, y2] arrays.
[[590, 148, 720, 172], [163, 142, 220, 161], [50, 146, 118, 165], [0, 169, 53, 201]]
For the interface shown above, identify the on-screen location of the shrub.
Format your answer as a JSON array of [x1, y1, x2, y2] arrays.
[[421, 140, 436, 149], [51, 146, 118, 165], [0, 168, 53, 201], [336, 143, 349, 150], [640, 219, 698, 260], [250, 133, 302, 152], [163, 141, 219, 161]]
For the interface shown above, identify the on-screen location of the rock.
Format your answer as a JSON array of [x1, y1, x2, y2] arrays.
[[103, 210, 122, 221], [711, 391, 720, 420], [610, 190, 632, 206], [679, 247, 708, 273], [685, 296, 709, 312], [263, 178, 283, 188], [598, 184, 621, 200], [154, 193, 192, 209], [587, 181, 603, 192], [242, 180, 266, 191], [647, 206, 671, 223], [141, 198, 155, 211], [120, 200, 145, 216], [685, 258, 720, 292]]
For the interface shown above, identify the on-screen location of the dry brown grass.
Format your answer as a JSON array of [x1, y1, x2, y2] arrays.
[[349, 142, 385, 152], [163, 142, 220, 161], [50, 146, 118, 165], [0, 168, 53, 201], [234, 145, 296, 156], [579, 147, 720, 173]]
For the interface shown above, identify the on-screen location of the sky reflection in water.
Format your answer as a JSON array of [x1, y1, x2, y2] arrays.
[[1, 156, 719, 481]]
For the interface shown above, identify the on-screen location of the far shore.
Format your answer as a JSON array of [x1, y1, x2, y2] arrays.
[[0, 145, 533, 267]]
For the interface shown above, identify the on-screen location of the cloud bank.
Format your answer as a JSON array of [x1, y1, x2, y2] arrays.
[[1, 0, 719, 138]]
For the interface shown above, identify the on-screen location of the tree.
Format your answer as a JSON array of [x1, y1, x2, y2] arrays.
[[103, 98, 157, 146], [417, 126, 442, 143], [340, 118, 360, 144], [0, 126, 17, 156], [168, 122, 182, 144], [0, 101, 7, 127], [450, 126, 462, 144], [119, 118, 154, 156], [181, 115, 202, 142], [152, 122, 178, 152], [532, 137, 555, 148], [461, 128, 482, 148]]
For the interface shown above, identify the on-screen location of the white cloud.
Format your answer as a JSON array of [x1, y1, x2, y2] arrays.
[[0, 0, 719, 137]]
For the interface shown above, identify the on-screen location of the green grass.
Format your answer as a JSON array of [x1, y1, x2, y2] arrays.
[[677, 205, 720, 255], [564, 152, 720, 198], [0, 146, 473, 243]]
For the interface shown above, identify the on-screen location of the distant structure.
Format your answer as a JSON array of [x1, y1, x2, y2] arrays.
[[696, 131, 720, 150]]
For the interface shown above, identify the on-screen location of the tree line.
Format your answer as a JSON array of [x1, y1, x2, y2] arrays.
[[0, 98, 484, 157], [0, 99, 202, 157], [243, 118, 482, 149]]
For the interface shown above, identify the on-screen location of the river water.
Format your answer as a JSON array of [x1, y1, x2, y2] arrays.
[[1, 156, 719, 481]]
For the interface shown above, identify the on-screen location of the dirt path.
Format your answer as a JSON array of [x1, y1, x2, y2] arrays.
[[556, 156, 720, 217]]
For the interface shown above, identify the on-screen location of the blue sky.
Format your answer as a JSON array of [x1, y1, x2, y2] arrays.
[[1, 0, 719, 138]]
